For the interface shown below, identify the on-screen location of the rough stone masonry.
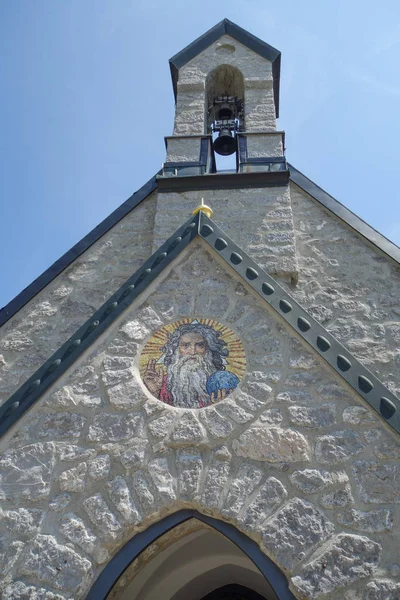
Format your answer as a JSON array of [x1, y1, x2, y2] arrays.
[[1, 22, 400, 600], [0, 245, 399, 599]]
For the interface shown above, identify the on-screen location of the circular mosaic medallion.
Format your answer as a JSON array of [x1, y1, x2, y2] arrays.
[[140, 318, 246, 408]]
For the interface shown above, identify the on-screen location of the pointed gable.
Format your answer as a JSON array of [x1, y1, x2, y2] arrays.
[[169, 19, 281, 116], [0, 213, 398, 599], [1, 18, 400, 599], [1, 211, 398, 436]]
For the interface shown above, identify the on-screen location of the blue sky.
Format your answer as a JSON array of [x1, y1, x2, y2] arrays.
[[1, 1, 400, 308]]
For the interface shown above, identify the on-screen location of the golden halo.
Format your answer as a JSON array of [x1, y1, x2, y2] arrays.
[[139, 318, 246, 381]]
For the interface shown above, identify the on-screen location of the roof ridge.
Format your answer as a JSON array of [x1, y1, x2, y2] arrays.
[[0, 211, 398, 438], [0, 213, 199, 437], [289, 164, 400, 262], [197, 212, 399, 434], [0, 175, 158, 327], [169, 19, 281, 116], [1, 167, 399, 330]]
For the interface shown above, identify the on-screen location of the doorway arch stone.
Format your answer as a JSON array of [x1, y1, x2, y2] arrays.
[[86, 510, 295, 600]]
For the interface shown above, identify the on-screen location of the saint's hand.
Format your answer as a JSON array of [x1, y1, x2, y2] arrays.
[[143, 359, 164, 396]]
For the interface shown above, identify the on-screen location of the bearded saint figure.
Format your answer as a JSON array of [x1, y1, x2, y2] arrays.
[[143, 323, 239, 408]]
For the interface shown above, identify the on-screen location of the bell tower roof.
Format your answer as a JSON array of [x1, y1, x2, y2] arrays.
[[169, 18, 282, 117]]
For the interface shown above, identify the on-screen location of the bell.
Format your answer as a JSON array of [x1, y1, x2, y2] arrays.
[[213, 128, 237, 156], [217, 102, 234, 120]]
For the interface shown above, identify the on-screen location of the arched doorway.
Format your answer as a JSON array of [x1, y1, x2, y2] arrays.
[[201, 584, 270, 600], [86, 510, 295, 600]]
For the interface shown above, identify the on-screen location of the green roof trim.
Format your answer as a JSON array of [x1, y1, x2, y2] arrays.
[[2, 167, 399, 330], [1, 212, 398, 437], [0, 175, 158, 327]]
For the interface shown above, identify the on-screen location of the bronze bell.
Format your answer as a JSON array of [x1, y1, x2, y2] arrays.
[[213, 128, 237, 156], [217, 103, 234, 120]]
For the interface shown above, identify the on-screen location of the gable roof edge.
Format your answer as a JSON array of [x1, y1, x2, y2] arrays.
[[0, 211, 398, 438], [0, 175, 158, 328], [289, 164, 400, 265], [169, 19, 281, 117], [0, 214, 200, 437], [197, 213, 399, 435], [2, 167, 399, 330]]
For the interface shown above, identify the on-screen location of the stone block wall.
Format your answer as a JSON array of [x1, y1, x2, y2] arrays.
[[0, 181, 300, 410], [154, 188, 298, 281], [173, 34, 276, 136], [2, 180, 399, 420], [173, 84, 205, 136], [244, 83, 276, 133], [165, 137, 203, 163], [2, 19, 399, 600], [0, 244, 399, 599], [246, 132, 284, 158], [288, 182, 400, 397], [0, 193, 157, 407]]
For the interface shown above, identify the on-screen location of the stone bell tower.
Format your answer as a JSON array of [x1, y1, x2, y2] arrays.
[[164, 18, 281, 168], [154, 19, 297, 283], [0, 18, 399, 600]]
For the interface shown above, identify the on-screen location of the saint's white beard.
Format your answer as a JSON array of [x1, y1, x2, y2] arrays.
[[167, 351, 216, 408]]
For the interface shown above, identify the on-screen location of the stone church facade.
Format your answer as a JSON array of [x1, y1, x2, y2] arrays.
[[0, 19, 399, 600]]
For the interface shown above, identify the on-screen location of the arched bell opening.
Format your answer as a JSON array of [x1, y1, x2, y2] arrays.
[[86, 510, 295, 600], [205, 65, 244, 172], [205, 64, 245, 130]]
